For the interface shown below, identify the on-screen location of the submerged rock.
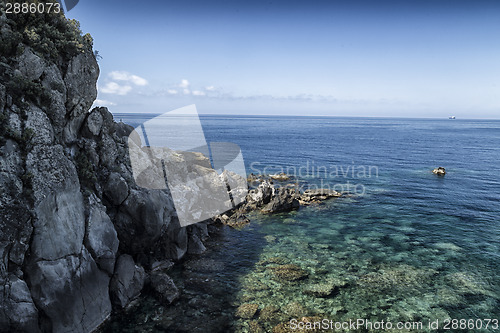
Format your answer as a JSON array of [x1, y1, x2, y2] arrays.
[[269, 264, 308, 282], [235, 303, 259, 319], [248, 320, 265, 333], [302, 282, 338, 298], [284, 302, 308, 317]]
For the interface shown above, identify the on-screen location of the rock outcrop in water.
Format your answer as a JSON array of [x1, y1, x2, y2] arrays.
[[0, 8, 210, 332], [433, 167, 446, 176], [218, 176, 342, 228]]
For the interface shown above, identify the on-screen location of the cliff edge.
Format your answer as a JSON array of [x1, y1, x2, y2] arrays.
[[0, 4, 208, 332]]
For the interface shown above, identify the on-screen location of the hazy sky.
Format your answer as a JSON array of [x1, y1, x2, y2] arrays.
[[68, 0, 500, 118]]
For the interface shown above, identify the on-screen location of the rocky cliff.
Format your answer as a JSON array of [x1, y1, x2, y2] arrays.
[[0, 6, 209, 332]]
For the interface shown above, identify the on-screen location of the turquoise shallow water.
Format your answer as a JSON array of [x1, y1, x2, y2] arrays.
[[104, 115, 500, 332]]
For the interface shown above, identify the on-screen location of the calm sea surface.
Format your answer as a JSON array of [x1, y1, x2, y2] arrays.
[[103, 115, 500, 332]]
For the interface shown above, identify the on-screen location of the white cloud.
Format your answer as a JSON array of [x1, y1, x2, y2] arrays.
[[192, 90, 206, 96], [179, 79, 190, 88], [100, 82, 132, 95], [205, 86, 216, 91], [183, 89, 191, 95], [93, 99, 116, 107], [167, 89, 178, 95], [109, 71, 148, 86]]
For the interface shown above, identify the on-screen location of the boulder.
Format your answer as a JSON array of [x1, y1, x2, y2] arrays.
[[104, 172, 129, 205], [85, 196, 119, 274], [83, 109, 104, 137], [110, 254, 146, 308], [148, 272, 180, 304]]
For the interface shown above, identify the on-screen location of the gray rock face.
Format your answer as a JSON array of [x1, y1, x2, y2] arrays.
[[85, 196, 119, 274], [25, 105, 55, 145], [27, 249, 112, 333], [85, 109, 104, 137], [63, 51, 99, 144], [17, 48, 45, 81], [1, 12, 219, 332], [105, 172, 129, 205], [110, 254, 146, 308], [0, 276, 40, 333]]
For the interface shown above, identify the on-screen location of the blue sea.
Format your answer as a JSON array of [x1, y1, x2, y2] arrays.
[[103, 115, 500, 332]]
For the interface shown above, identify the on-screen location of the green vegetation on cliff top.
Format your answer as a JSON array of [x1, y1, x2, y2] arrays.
[[0, 0, 93, 63]]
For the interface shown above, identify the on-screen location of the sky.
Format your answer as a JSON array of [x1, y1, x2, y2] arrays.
[[67, 0, 500, 118]]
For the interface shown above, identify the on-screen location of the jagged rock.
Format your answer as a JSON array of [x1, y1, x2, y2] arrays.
[[17, 47, 45, 81], [224, 211, 251, 228], [25, 105, 54, 145], [41, 64, 67, 135], [110, 254, 146, 308], [235, 303, 259, 319], [105, 172, 129, 205], [99, 134, 119, 168], [114, 121, 134, 138], [85, 196, 119, 274], [247, 180, 274, 206], [433, 167, 446, 175], [261, 188, 300, 213], [64, 51, 99, 120], [84, 108, 104, 137], [0, 10, 217, 331], [148, 272, 180, 304]]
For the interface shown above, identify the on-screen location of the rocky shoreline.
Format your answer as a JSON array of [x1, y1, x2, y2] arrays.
[[0, 9, 343, 332], [217, 173, 342, 228]]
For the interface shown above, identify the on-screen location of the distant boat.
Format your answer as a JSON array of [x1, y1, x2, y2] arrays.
[[449, 116, 456, 119]]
